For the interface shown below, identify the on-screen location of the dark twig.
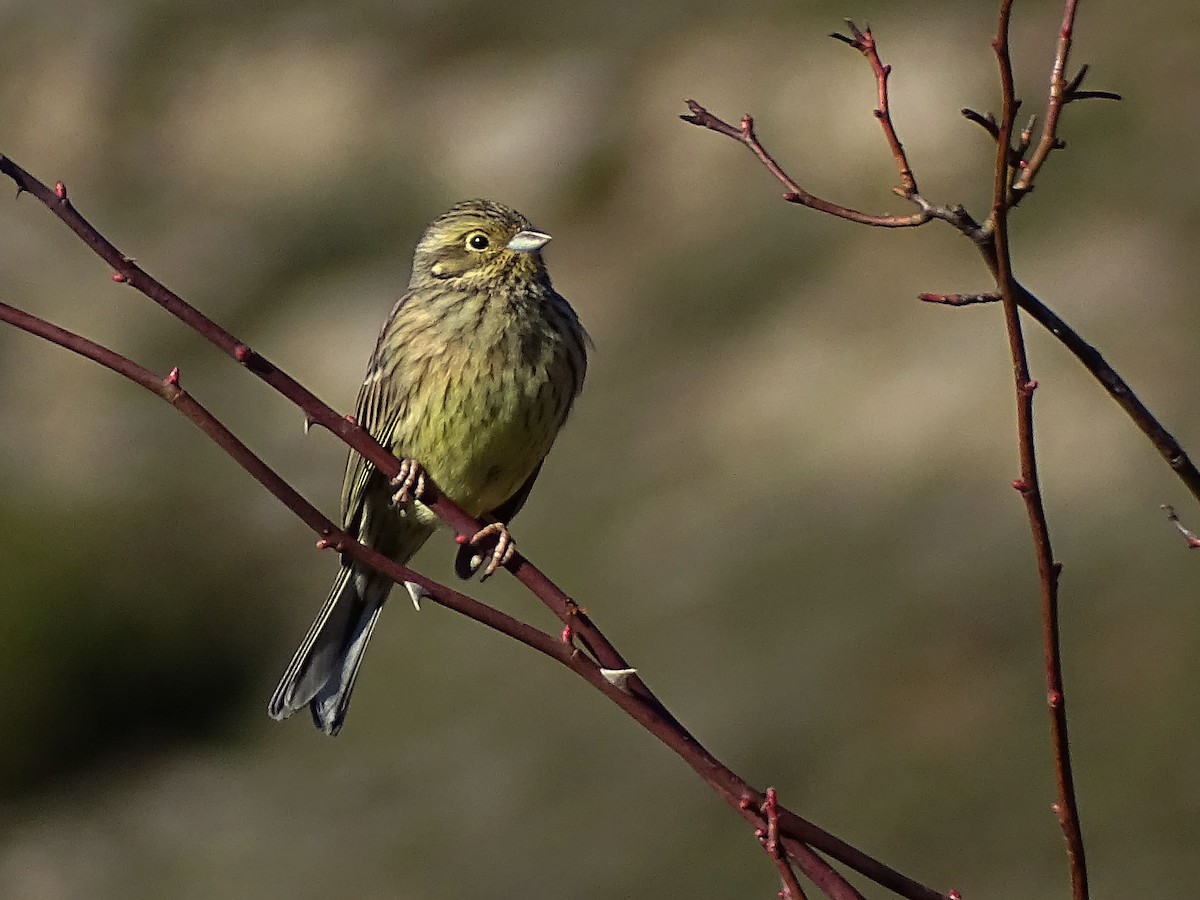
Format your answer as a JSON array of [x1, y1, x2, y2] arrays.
[[992, 3, 1088, 899], [1161, 505, 1200, 549], [919, 292, 1000, 307], [961, 107, 1000, 141], [0, 159, 953, 900]]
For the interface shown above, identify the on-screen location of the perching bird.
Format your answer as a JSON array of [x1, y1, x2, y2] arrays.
[[268, 199, 588, 735]]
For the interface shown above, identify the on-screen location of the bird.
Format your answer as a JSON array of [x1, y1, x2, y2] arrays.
[[267, 199, 588, 735]]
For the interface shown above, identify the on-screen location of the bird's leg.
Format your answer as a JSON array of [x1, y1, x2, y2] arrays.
[[464, 522, 516, 580], [389, 458, 426, 506]]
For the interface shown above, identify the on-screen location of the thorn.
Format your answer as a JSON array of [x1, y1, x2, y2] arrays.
[[166, 367, 181, 386], [54, 180, 67, 199], [111, 272, 127, 283], [1024, 379, 1038, 392], [599, 667, 638, 692], [404, 581, 429, 611], [303, 414, 315, 435], [1051, 561, 1064, 578]]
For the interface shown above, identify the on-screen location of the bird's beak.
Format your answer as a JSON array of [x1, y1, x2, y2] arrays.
[[506, 230, 552, 253]]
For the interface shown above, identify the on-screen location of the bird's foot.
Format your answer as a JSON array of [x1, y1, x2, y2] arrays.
[[461, 522, 515, 580], [389, 459, 426, 506]]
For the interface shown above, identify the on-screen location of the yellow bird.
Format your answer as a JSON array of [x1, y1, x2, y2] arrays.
[[268, 199, 588, 735]]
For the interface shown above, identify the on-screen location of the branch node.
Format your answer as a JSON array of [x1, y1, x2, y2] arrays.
[[166, 366, 181, 387], [1048, 690, 1063, 709], [111, 272, 128, 284], [1012, 478, 1031, 493], [560, 624, 574, 644], [54, 180, 67, 200], [234, 343, 252, 362]]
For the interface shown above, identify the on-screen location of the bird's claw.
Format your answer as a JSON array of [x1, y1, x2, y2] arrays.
[[389, 459, 426, 506], [466, 522, 515, 580]]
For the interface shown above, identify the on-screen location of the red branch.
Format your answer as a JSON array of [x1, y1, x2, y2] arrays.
[[991, 3, 1088, 899], [831, 21, 917, 198]]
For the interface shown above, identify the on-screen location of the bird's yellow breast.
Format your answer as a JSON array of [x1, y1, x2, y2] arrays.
[[389, 291, 578, 519]]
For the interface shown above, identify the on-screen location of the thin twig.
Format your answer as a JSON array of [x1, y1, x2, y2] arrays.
[[991, 4, 1088, 898], [1011, 1, 1120, 202], [1161, 505, 1200, 549], [759, 788, 810, 900], [680, 102, 929, 228], [919, 292, 1000, 307], [831, 21, 918, 198]]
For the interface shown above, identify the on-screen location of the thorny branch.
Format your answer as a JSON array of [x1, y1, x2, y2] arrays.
[[0, 161, 951, 900]]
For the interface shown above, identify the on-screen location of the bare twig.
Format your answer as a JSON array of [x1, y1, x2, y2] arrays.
[[683, 20, 1200, 512], [919, 292, 1000, 307], [0, 160, 954, 900], [1011, 2, 1120, 202], [1161, 505, 1200, 549], [992, 3, 1088, 898], [759, 788, 810, 900], [831, 21, 917, 198], [680, 102, 930, 228], [961, 107, 1001, 141]]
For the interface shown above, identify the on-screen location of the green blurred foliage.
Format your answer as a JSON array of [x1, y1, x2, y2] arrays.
[[1, 1, 1198, 898]]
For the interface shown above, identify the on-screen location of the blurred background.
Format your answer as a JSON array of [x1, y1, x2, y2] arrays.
[[1, 1, 1198, 897]]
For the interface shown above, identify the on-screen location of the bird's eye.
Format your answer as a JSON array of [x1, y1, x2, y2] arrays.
[[467, 233, 490, 251]]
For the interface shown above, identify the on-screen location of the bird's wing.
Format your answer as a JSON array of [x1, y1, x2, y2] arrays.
[[339, 292, 414, 537]]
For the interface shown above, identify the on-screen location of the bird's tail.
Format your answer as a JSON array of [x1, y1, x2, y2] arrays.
[[267, 564, 391, 736]]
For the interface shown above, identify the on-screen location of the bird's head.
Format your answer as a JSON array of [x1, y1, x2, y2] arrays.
[[410, 199, 552, 290]]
